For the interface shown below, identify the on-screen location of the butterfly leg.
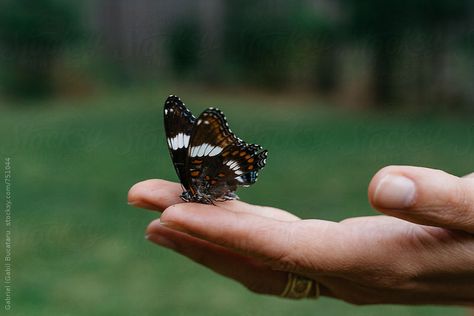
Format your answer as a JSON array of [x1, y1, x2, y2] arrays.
[[180, 191, 192, 202]]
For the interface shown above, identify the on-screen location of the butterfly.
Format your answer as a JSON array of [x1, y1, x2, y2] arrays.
[[164, 95, 268, 204]]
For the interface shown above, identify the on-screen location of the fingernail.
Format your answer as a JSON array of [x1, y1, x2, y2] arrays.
[[373, 175, 416, 209], [146, 234, 176, 249]]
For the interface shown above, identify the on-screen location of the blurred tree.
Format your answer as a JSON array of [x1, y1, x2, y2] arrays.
[[223, 1, 312, 88], [167, 17, 200, 77], [343, 0, 470, 107], [306, 12, 340, 94], [0, 0, 81, 98], [220, 1, 342, 92]]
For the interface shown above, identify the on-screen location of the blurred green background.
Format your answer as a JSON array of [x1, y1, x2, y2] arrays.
[[1, 0, 473, 315]]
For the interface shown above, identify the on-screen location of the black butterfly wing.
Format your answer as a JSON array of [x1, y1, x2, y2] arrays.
[[163, 95, 196, 189], [185, 107, 267, 201], [231, 144, 268, 187]]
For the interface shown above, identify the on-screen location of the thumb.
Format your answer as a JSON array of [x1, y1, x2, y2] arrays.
[[369, 166, 474, 233]]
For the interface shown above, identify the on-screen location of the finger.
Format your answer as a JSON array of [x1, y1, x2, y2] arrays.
[[128, 179, 183, 211], [146, 221, 288, 295], [128, 179, 299, 221], [463, 172, 474, 179], [215, 200, 300, 221], [369, 166, 474, 232], [158, 203, 347, 274]]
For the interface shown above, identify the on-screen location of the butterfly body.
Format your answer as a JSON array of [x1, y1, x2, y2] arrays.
[[164, 95, 267, 204]]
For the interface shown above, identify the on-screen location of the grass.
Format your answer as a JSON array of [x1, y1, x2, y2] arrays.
[[0, 86, 471, 315]]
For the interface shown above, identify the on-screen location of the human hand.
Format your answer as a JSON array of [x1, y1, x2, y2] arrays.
[[128, 166, 474, 305]]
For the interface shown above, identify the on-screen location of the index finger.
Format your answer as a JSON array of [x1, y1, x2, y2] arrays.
[[157, 203, 347, 274], [128, 179, 300, 221], [128, 179, 183, 211]]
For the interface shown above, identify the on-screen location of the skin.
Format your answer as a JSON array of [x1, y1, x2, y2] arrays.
[[128, 165, 474, 305]]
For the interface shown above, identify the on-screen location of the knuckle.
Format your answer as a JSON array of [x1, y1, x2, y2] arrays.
[[261, 223, 313, 272], [444, 180, 474, 221], [456, 182, 474, 213]]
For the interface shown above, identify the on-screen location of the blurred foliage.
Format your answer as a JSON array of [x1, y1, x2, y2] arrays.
[[223, 1, 338, 89], [167, 17, 201, 77], [223, 2, 301, 87], [0, 0, 473, 108], [0, 0, 82, 98], [343, 0, 472, 104]]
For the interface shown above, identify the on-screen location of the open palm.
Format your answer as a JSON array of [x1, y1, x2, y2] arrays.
[[129, 166, 474, 305]]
